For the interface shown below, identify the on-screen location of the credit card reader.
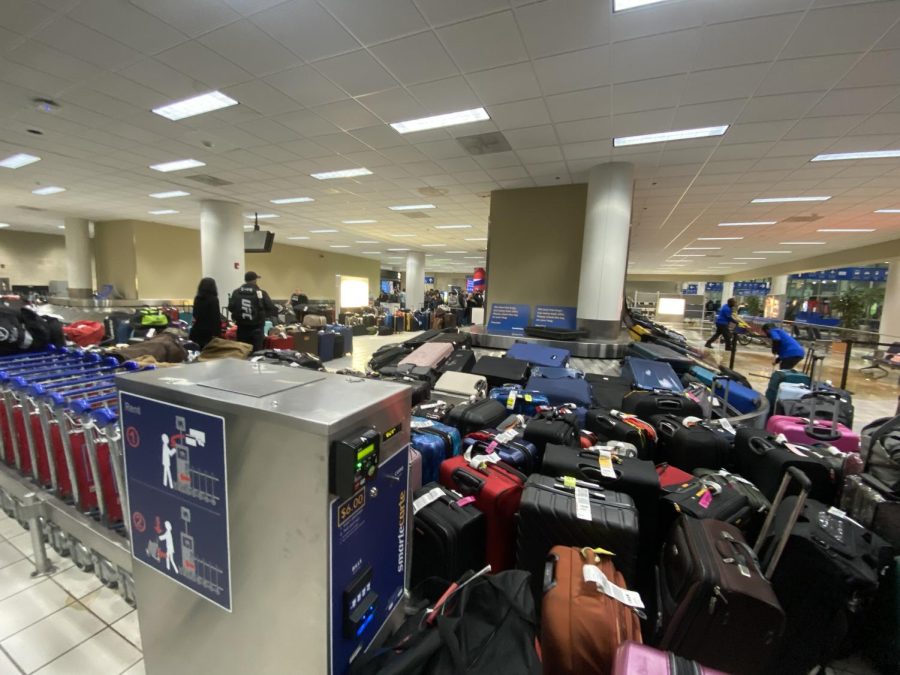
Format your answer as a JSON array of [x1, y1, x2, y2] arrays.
[[331, 428, 380, 501]]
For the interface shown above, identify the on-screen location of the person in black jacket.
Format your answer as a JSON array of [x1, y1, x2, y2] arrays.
[[189, 277, 222, 349], [228, 271, 276, 352]]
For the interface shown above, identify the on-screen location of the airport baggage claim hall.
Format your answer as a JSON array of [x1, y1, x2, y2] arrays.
[[0, 0, 899, 673]]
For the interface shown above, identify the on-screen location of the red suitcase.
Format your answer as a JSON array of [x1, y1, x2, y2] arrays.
[[439, 455, 525, 572], [264, 336, 293, 350]]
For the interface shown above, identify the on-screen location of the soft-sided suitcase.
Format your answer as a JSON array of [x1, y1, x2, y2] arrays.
[[586, 373, 633, 410], [613, 641, 728, 675], [660, 476, 753, 533], [652, 415, 734, 472], [404, 327, 450, 348], [411, 417, 462, 484], [410, 482, 486, 588], [775, 381, 810, 406], [584, 409, 657, 460], [693, 468, 770, 538], [463, 433, 541, 475], [264, 335, 294, 350], [433, 371, 487, 399], [765, 368, 810, 409], [439, 456, 525, 572], [658, 516, 784, 675], [399, 341, 454, 369], [839, 473, 900, 549], [626, 357, 683, 393], [249, 349, 323, 371], [471, 355, 530, 389], [444, 398, 509, 437], [524, 374, 593, 408], [505, 343, 570, 368], [429, 331, 472, 349], [620, 390, 702, 420], [367, 344, 410, 372], [516, 474, 640, 606], [439, 349, 476, 373], [713, 378, 762, 415], [627, 341, 693, 372], [778, 391, 854, 428], [409, 447, 423, 491], [523, 417, 577, 452], [765, 415, 859, 453], [376, 325, 393, 336], [382, 375, 430, 406], [488, 386, 550, 416], [542, 547, 643, 675], [861, 415, 900, 494], [411, 400, 454, 423]]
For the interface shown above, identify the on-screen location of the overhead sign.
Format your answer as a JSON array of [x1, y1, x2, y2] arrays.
[[682, 284, 698, 295], [533, 305, 577, 330], [424, 276, 435, 284], [705, 282, 724, 293], [466, 277, 474, 293], [121, 393, 232, 611], [791, 267, 888, 282], [734, 281, 770, 297], [487, 303, 531, 332]]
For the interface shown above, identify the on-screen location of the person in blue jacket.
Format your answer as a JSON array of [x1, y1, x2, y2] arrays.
[[763, 322, 805, 370], [705, 298, 738, 350]]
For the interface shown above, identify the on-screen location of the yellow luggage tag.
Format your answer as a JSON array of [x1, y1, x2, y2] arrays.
[[596, 450, 617, 479], [506, 391, 517, 410], [592, 547, 615, 557], [563, 476, 577, 488]]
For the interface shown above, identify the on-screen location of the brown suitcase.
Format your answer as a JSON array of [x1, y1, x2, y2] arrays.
[[542, 546, 642, 675], [444, 311, 458, 328], [293, 330, 318, 354]]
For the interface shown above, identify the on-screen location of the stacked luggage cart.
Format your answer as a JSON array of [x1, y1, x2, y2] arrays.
[[0, 347, 147, 605]]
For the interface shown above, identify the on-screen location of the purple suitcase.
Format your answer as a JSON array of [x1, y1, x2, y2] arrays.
[[613, 641, 728, 674], [765, 415, 860, 453], [399, 342, 454, 369]]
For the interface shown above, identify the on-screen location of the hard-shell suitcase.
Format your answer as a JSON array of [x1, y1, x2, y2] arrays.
[[326, 324, 352, 356], [613, 641, 728, 675], [444, 398, 508, 436], [542, 547, 642, 675], [409, 447, 423, 491], [620, 390, 702, 420], [765, 369, 810, 409], [586, 373, 633, 410], [463, 434, 541, 475], [517, 475, 640, 607], [471, 355, 530, 389], [531, 366, 584, 380], [713, 378, 762, 415], [411, 417, 462, 484], [317, 330, 336, 362], [584, 409, 657, 460], [439, 456, 525, 572], [776, 381, 812, 405], [433, 371, 487, 399], [524, 374, 593, 408], [765, 415, 859, 453], [410, 482, 486, 588], [399, 341, 454, 369], [439, 349, 476, 373], [652, 415, 734, 472], [627, 342, 693, 372], [626, 357, 683, 393], [488, 386, 550, 416], [505, 343, 570, 368], [292, 329, 319, 355]]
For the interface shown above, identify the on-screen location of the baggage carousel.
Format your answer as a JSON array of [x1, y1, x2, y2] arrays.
[[469, 325, 631, 358]]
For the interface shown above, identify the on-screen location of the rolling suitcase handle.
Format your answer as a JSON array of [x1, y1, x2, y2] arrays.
[[753, 466, 812, 578], [802, 392, 842, 442]]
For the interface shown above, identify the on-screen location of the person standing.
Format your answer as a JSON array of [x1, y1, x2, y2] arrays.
[[228, 271, 276, 352], [705, 298, 738, 350], [189, 277, 222, 349], [762, 323, 806, 370]]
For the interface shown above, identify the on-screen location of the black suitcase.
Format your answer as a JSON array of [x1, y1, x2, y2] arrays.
[[411, 400, 454, 423], [440, 349, 476, 374], [693, 468, 771, 539], [368, 344, 409, 371], [444, 398, 509, 436], [410, 483, 486, 588], [430, 332, 473, 349], [585, 372, 633, 410], [660, 476, 753, 535], [778, 390, 855, 428], [404, 328, 454, 348], [584, 408, 656, 460], [377, 325, 393, 336], [472, 355, 530, 389], [620, 390, 703, 419], [515, 474, 639, 607], [380, 375, 431, 405], [733, 428, 839, 504], [522, 417, 576, 453], [652, 414, 734, 472]]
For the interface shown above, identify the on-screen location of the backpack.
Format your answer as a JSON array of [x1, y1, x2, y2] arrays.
[[20, 308, 64, 351], [233, 285, 262, 325]]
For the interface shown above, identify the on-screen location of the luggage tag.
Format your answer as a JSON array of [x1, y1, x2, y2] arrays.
[[506, 391, 517, 410], [410, 419, 434, 429], [464, 445, 501, 470], [595, 450, 617, 479], [582, 565, 644, 609], [413, 487, 446, 514], [495, 428, 519, 444], [574, 486, 593, 522]]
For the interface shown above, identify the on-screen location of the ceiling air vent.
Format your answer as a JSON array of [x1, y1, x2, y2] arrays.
[[185, 174, 233, 187], [457, 131, 512, 156], [782, 214, 823, 223], [402, 211, 430, 219]]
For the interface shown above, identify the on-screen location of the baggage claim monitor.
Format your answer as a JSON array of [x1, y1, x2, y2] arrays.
[[118, 360, 411, 675]]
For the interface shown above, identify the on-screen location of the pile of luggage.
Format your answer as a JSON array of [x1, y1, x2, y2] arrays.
[[361, 330, 899, 675]]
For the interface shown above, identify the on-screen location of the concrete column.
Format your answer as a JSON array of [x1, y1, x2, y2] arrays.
[[63, 218, 92, 298], [771, 274, 788, 296], [201, 200, 245, 300], [405, 251, 425, 311], [881, 259, 900, 342], [722, 281, 734, 302], [576, 162, 633, 338]]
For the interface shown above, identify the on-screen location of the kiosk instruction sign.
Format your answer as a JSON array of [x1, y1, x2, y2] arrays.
[[121, 392, 232, 611]]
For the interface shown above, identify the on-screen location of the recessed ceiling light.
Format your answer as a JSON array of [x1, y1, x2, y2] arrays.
[[32, 186, 65, 195], [463, 256, 483, 259], [343, 219, 377, 224], [288, 236, 310, 240], [393, 234, 417, 238], [387, 248, 409, 252], [754, 250, 792, 254], [0, 223, 9, 229], [614, 125, 728, 147], [149, 158, 205, 173], [698, 237, 743, 241], [780, 241, 826, 245], [390, 107, 490, 134], [247, 213, 278, 219], [390, 204, 435, 211], [614, 0, 671, 10], [361, 251, 381, 254], [875, 209, 900, 214], [149, 190, 190, 199], [816, 228, 875, 233], [434, 224, 471, 230], [270, 197, 314, 204], [152, 91, 238, 121], [751, 196, 831, 203], [812, 150, 900, 162], [149, 209, 179, 215], [356, 240, 378, 244], [718, 221, 777, 227], [445, 250, 467, 254], [309, 229, 338, 233], [734, 257, 766, 260], [0, 153, 41, 169], [421, 244, 445, 247], [329, 245, 349, 248], [465, 237, 488, 241], [311, 168, 372, 180], [682, 247, 721, 250]]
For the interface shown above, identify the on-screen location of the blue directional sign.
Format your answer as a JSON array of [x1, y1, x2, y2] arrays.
[[488, 303, 531, 332], [121, 393, 231, 611]]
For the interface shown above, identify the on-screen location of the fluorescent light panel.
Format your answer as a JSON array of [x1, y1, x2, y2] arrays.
[[875, 209, 900, 214], [751, 196, 831, 203], [446, 250, 467, 254], [780, 241, 825, 245], [355, 240, 378, 244], [465, 237, 487, 241], [248, 214, 278, 219], [149, 209, 178, 215], [152, 91, 238, 121], [391, 107, 489, 134], [392, 234, 417, 238], [671, 254, 706, 257], [817, 228, 875, 233], [149, 190, 189, 199], [718, 221, 776, 227], [270, 197, 313, 204], [387, 248, 409, 252], [311, 168, 372, 180], [343, 219, 376, 224], [812, 150, 900, 162], [682, 247, 721, 250], [434, 224, 471, 229], [754, 250, 792, 254], [0, 153, 40, 169], [698, 237, 743, 241], [329, 245, 349, 248], [614, 0, 670, 9], [614, 125, 728, 147], [309, 229, 338, 233], [421, 244, 445, 247], [734, 257, 766, 260], [361, 251, 380, 254], [150, 158, 205, 173], [288, 236, 309, 240], [0, 224, 9, 229], [390, 204, 435, 211], [32, 186, 64, 195]]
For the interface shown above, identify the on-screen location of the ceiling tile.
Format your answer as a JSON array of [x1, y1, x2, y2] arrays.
[[157, 41, 253, 88], [0, 0, 57, 35], [408, 76, 480, 114], [319, 0, 427, 45], [437, 11, 527, 72], [612, 30, 698, 84], [223, 0, 289, 17], [681, 64, 768, 106], [68, 0, 186, 55], [694, 14, 802, 71], [488, 98, 551, 130], [610, 0, 706, 42], [555, 117, 610, 144], [416, 139, 468, 160], [673, 99, 746, 128], [758, 54, 861, 96], [33, 16, 141, 69], [120, 58, 197, 99], [739, 92, 823, 123], [516, 146, 564, 164], [312, 99, 382, 130], [613, 75, 685, 115], [611, 108, 676, 137], [782, 115, 867, 140], [280, 138, 333, 158], [847, 112, 900, 136], [199, 20, 301, 77], [314, 50, 398, 97], [546, 87, 611, 123], [265, 65, 348, 107], [783, 2, 900, 59], [128, 0, 240, 38], [502, 125, 559, 149], [412, 0, 509, 27], [351, 125, 408, 149], [465, 62, 542, 106], [276, 110, 342, 137], [371, 31, 459, 86], [250, 0, 360, 62], [811, 86, 898, 117], [534, 46, 610, 96], [838, 49, 900, 87], [315, 133, 369, 154], [514, 0, 609, 59], [562, 140, 612, 162], [224, 80, 301, 116], [357, 88, 427, 122]]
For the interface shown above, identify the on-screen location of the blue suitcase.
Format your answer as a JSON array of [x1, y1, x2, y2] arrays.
[[317, 330, 336, 362], [627, 357, 684, 393], [488, 385, 550, 416], [525, 374, 593, 408], [505, 343, 570, 368], [326, 324, 352, 356], [462, 434, 541, 475], [688, 364, 717, 386], [714, 378, 763, 415], [411, 417, 462, 484], [627, 342, 693, 372], [529, 366, 584, 380], [765, 369, 810, 410]]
